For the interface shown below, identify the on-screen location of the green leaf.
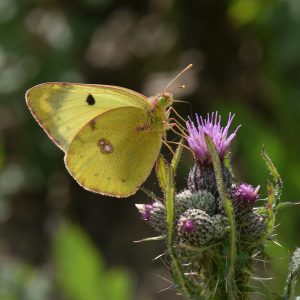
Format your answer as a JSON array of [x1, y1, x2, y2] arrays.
[[133, 235, 165, 243], [53, 223, 133, 300], [275, 202, 300, 211], [204, 134, 227, 197], [223, 151, 235, 180], [53, 223, 105, 300], [105, 269, 133, 300], [171, 138, 184, 172], [261, 146, 281, 180], [255, 182, 275, 246], [156, 154, 169, 192], [261, 146, 283, 205]]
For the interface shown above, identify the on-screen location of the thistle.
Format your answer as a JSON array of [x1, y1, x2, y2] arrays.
[[175, 189, 216, 216], [135, 202, 165, 233], [177, 209, 214, 246], [186, 112, 240, 165], [186, 112, 240, 196], [231, 183, 260, 220], [135, 111, 297, 299]]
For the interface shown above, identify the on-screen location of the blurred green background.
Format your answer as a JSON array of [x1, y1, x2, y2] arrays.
[[0, 0, 299, 299]]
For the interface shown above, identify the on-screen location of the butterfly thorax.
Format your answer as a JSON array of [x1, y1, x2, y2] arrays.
[[145, 92, 173, 133], [147, 91, 173, 119]]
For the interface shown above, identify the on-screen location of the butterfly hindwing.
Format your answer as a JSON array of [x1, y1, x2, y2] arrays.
[[65, 106, 164, 197]]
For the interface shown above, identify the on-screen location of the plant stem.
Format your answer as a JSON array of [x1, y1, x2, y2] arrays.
[[166, 165, 194, 299], [205, 134, 237, 299]]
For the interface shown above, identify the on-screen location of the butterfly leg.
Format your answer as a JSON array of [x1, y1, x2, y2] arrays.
[[167, 107, 189, 136], [168, 106, 188, 127], [163, 121, 188, 139], [164, 139, 193, 154], [162, 139, 175, 155], [168, 117, 188, 135], [165, 107, 188, 136]]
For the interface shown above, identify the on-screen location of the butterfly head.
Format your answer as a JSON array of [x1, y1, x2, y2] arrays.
[[157, 92, 173, 108], [148, 64, 192, 111], [148, 92, 173, 111]]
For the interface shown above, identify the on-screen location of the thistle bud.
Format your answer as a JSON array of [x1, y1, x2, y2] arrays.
[[177, 209, 214, 246], [231, 183, 260, 222], [239, 212, 266, 242], [175, 189, 217, 216], [211, 214, 230, 240], [188, 163, 232, 197], [135, 202, 166, 233]]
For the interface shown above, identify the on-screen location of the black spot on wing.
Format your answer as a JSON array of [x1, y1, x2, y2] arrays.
[[86, 94, 96, 105]]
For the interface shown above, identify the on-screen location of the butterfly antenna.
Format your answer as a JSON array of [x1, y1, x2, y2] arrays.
[[163, 64, 193, 93], [173, 99, 189, 104]]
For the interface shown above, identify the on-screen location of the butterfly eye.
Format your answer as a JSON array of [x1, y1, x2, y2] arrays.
[[157, 93, 173, 108], [158, 96, 168, 107]]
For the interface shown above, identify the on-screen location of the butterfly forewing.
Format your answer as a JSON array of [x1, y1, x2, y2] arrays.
[[26, 83, 150, 151]]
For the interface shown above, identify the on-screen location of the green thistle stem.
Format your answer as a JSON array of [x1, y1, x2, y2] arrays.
[[283, 248, 300, 300], [164, 140, 197, 299], [166, 166, 194, 298], [166, 166, 175, 247], [204, 134, 238, 299]]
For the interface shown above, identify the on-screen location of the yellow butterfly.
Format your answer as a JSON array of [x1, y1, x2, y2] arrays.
[[25, 66, 191, 197]]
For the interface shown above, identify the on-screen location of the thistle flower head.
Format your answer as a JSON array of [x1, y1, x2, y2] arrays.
[[136, 204, 153, 221], [177, 209, 214, 246], [234, 183, 260, 204], [135, 202, 166, 233], [186, 112, 240, 165], [179, 219, 196, 233]]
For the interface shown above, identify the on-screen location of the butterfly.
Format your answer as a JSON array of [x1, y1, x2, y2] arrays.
[[25, 66, 191, 197]]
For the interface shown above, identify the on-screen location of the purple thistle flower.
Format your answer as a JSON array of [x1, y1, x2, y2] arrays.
[[135, 202, 166, 233], [234, 183, 260, 204], [186, 112, 240, 165], [136, 204, 153, 221], [179, 219, 196, 233]]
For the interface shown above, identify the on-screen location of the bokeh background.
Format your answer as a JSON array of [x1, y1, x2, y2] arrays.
[[0, 0, 300, 299]]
